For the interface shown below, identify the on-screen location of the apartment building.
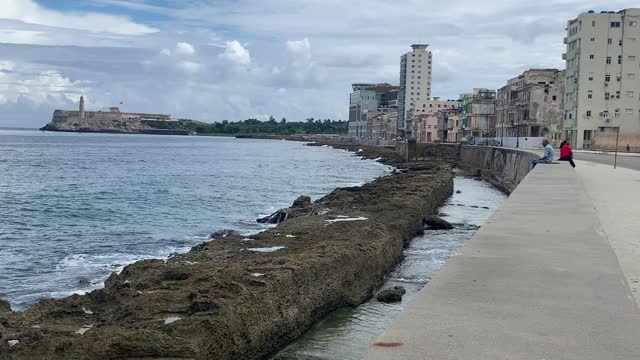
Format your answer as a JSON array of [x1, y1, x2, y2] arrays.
[[460, 88, 497, 138], [564, 8, 640, 149], [398, 44, 433, 138], [496, 69, 564, 142], [347, 83, 399, 138], [415, 113, 439, 142]]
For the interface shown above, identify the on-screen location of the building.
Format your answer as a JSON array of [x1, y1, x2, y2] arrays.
[[415, 113, 439, 142], [460, 89, 497, 138], [563, 8, 640, 149], [348, 83, 399, 138], [398, 44, 433, 138], [370, 109, 399, 141], [496, 69, 564, 143], [436, 108, 462, 143]]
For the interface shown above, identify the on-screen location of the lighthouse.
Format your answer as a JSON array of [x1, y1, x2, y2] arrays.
[[79, 96, 85, 119]]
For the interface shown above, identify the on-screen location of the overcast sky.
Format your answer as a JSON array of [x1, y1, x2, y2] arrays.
[[0, 0, 637, 128]]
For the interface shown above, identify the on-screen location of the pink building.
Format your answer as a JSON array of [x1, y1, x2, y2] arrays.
[[416, 113, 439, 142]]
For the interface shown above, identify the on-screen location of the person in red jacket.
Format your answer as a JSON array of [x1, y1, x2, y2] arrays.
[[559, 140, 576, 168]]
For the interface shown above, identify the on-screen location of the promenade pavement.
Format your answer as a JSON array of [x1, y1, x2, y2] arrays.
[[576, 160, 640, 306], [367, 163, 640, 360]]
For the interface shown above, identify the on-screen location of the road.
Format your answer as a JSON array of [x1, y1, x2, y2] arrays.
[[573, 152, 640, 171]]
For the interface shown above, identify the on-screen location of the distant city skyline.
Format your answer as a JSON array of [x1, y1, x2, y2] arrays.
[[0, 0, 638, 128]]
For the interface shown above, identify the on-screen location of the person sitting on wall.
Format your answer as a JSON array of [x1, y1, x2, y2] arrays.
[[558, 140, 576, 168], [530, 138, 554, 170]]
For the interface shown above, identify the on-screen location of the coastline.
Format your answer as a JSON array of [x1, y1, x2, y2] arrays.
[[0, 144, 454, 359]]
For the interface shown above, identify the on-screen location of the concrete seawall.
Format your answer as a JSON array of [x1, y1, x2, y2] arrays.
[[368, 162, 640, 359]]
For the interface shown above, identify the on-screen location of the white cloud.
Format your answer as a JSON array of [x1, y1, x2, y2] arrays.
[[177, 60, 203, 74], [0, 0, 158, 36], [160, 48, 171, 56], [286, 38, 311, 65], [175, 42, 195, 55], [219, 40, 251, 66]]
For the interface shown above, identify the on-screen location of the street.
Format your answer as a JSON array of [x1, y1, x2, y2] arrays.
[[573, 152, 640, 171]]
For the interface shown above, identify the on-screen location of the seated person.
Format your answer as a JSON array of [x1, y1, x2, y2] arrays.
[[530, 139, 553, 169], [558, 140, 576, 168]]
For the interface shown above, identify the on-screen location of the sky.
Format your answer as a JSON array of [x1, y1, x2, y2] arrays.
[[0, 0, 637, 128]]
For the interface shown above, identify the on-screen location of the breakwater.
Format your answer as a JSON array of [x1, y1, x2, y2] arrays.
[[0, 147, 453, 359]]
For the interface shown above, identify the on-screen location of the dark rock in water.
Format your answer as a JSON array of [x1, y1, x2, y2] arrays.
[[470, 205, 479, 208], [210, 229, 237, 239], [482, 206, 490, 209], [291, 195, 312, 208], [456, 190, 462, 194], [376, 286, 406, 303], [78, 278, 92, 288], [424, 215, 454, 230], [0, 299, 11, 313], [438, 212, 448, 217], [257, 195, 318, 224]]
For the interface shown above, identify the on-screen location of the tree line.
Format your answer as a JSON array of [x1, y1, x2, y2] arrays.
[[143, 117, 347, 135]]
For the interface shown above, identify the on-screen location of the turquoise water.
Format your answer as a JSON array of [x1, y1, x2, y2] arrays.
[[0, 130, 391, 310]]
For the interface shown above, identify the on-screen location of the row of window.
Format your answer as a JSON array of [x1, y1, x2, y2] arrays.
[[586, 108, 636, 118]]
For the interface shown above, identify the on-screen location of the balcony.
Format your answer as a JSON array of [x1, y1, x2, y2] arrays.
[[562, 53, 567, 60]]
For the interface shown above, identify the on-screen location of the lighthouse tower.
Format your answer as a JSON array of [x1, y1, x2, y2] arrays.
[[79, 96, 85, 119]]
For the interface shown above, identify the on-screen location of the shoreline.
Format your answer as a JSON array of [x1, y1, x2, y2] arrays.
[[0, 144, 454, 359]]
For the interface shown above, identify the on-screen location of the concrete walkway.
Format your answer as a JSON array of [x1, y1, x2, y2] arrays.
[[576, 160, 640, 306], [368, 164, 640, 359]]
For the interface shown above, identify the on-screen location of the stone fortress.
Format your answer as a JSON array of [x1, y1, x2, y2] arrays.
[[41, 96, 203, 135]]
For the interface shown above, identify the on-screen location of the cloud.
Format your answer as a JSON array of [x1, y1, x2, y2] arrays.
[[219, 40, 251, 66], [0, 0, 158, 36], [1, 0, 640, 129], [175, 42, 195, 55]]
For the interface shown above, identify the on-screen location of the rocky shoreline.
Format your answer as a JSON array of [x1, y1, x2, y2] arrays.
[[0, 145, 454, 360]]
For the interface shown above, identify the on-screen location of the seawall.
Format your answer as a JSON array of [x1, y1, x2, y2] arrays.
[[368, 160, 640, 359], [0, 157, 453, 359]]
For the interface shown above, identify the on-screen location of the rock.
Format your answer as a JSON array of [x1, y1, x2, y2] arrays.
[[424, 215, 454, 230], [78, 278, 92, 288], [456, 190, 462, 194], [291, 195, 312, 208], [0, 299, 11, 313], [210, 229, 237, 239], [376, 286, 406, 303]]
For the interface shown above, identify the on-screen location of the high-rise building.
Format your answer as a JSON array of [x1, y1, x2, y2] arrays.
[[563, 8, 640, 149], [398, 44, 433, 138]]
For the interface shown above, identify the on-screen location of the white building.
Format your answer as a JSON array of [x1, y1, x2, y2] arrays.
[[564, 8, 640, 149], [398, 44, 433, 138]]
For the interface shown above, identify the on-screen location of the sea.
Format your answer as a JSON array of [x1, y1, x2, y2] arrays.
[[0, 130, 392, 310]]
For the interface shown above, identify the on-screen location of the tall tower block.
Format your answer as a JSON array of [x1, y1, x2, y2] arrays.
[[79, 96, 85, 119]]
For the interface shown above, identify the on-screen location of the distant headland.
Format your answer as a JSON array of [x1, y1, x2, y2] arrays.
[[40, 96, 204, 135]]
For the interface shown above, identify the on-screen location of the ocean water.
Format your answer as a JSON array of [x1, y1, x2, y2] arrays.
[[273, 178, 507, 359], [0, 130, 391, 310]]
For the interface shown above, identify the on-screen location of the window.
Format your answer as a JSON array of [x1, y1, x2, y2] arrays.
[[616, 91, 621, 98], [411, 60, 415, 62], [619, 40, 623, 46], [606, 56, 611, 64], [586, 110, 592, 117], [588, 90, 593, 99], [608, 38, 613, 44], [589, 54, 595, 59], [605, 92, 610, 100], [589, 75, 594, 81], [590, 37, 595, 41], [618, 55, 622, 64], [601, 111, 608, 119], [605, 74, 611, 82], [615, 108, 621, 117], [429, 104, 433, 107], [422, 104, 426, 108], [552, 95, 557, 101], [611, 21, 621, 28], [592, 20, 596, 27]]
